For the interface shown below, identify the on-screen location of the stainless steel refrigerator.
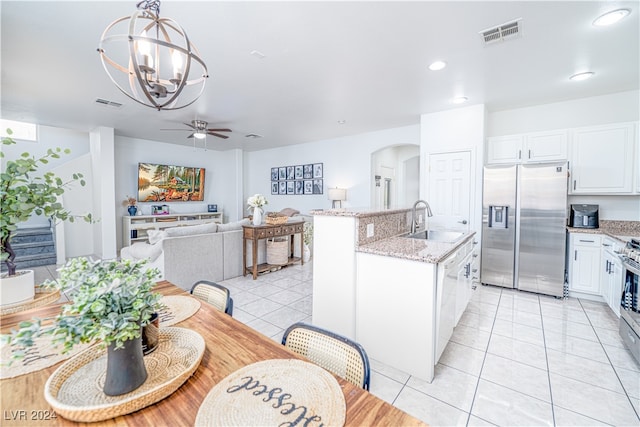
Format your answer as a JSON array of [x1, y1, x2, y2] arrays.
[[481, 162, 568, 297]]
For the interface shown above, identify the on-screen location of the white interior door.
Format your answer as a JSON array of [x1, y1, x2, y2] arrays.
[[428, 151, 471, 231]]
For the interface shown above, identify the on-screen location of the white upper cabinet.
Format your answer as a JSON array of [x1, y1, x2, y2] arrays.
[[486, 135, 523, 164], [526, 130, 569, 162], [487, 130, 567, 164], [569, 122, 636, 194]]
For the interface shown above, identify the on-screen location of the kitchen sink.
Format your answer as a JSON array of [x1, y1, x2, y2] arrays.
[[406, 230, 465, 242]]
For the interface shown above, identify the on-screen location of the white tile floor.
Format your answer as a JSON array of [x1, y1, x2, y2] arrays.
[[34, 261, 640, 426]]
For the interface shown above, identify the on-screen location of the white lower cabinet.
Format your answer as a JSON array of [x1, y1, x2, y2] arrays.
[[454, 240, 478, 325], [568, 233, 602, 296], [601, 237, 624, 317]]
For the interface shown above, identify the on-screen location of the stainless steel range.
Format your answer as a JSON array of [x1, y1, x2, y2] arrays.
[[620, 238, 640, 365]]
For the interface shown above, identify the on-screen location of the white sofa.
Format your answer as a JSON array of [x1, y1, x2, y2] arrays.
[[120, 219, 254, 291], [120, 213, 312, 290]]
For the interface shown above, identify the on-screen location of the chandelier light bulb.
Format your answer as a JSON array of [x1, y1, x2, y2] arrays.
[[172, 50, 184, 80]]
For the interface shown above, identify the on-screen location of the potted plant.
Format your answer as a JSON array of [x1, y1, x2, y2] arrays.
[[1, 130, 92, 306], [122, 195, 138, 216], [2, 257, 163, 396], [246, 194, 268, 226], [303, 222, 313, 262]]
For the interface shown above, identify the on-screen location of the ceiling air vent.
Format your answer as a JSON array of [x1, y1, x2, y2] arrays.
[[480, 18, 522, 45], [94, 98, 123, 108]]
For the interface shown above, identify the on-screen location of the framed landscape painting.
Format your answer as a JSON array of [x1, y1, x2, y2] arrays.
[[138, 162, 205, 202]]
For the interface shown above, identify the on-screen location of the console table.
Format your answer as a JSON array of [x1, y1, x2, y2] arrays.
[[243, 221, 305, 280]]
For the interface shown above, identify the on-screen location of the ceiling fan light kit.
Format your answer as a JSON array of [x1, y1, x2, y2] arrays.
[[97, 0, 208, 111], [161, 120, 232, 140]]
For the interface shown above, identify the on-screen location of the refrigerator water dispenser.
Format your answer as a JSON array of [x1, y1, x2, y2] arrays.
[[489, 206, 508, 229]]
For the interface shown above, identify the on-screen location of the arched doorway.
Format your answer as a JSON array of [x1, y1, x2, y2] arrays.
[[370, 144, 420, 209]]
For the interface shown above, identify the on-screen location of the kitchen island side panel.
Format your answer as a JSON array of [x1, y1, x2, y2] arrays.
[[312, 215, 358, 339], [356, 252, 437, 382]]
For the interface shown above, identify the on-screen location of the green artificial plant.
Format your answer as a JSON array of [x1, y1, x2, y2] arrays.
[[1, 129, 92, 277], [2, 257, 163, 357]]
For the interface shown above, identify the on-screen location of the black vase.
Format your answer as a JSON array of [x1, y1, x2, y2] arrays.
[[103, 333, 148, 396]]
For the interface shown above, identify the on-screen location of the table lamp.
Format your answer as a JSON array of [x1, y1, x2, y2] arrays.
[[328, 188, 347, 209]]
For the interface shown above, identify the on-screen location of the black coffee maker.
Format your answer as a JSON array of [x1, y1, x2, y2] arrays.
[[569, 204, 599, 229]]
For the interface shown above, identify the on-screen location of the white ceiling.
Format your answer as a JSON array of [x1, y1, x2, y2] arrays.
[[1, 1, 638, 151]]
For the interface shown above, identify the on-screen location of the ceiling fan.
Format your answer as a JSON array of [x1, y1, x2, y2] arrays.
[[161, 120, 232, 140]]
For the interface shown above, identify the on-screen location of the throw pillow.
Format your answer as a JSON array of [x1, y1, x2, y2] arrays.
[[165, 222, 218, 237], [128, 242, 163, 262], [279, 208, 300, 217], [217, 218, 251, 232], [147, 230, 168, 245]]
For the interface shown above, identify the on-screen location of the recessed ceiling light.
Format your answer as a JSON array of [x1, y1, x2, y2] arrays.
[[593, 9, 630, 26], [428, 61, 447, 71], [250, 50, 266, 59], [452, 96, 468, 104], [569, 71, 595, 81]]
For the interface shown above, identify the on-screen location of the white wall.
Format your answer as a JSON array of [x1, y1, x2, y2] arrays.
[[487, 90, 639, 136], [114, 137, 243, 250], [243, 125, 420, 214], [487, 90, 640, 221], [51, 154, 94, 259], [421, 104, 485, 236]]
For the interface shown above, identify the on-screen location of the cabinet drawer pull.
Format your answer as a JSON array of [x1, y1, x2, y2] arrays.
[[579, 239, 594, 243], [573, 180, 576, 190], [528, 149, 531, 159]]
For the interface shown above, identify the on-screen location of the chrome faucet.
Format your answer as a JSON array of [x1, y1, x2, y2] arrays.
[[411, 200, 433, 234]]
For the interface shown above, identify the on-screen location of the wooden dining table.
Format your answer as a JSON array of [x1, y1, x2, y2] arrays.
[[0, 281, 426, 426]]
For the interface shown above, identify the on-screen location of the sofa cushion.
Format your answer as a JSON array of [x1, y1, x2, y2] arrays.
[[217, 219, 250, 232], [128, 242, 163, 262], [165, 222, 218, 237], [147, 230, 168, 245], [279, 208, 300, 217]]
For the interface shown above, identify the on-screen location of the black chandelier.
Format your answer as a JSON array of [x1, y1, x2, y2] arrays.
[[97, 0, 208, 111]]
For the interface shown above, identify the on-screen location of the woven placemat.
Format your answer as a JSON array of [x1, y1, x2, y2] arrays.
[[195, 359, 346, 426], [0, 287, 61, 316], [0, 335, 91, 380], [44, 327, 205, 423], [158, 295, 201, 326]]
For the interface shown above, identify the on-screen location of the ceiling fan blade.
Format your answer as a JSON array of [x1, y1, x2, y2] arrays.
[[206, 128, 232, 132], [160, 128, 191, 131], [208, 132, 229, 139], [186, 133, 195, 138], [183, 122, 197, 129]]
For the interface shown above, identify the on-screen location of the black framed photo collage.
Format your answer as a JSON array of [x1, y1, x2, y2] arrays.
[[271, 163, 323, 195]]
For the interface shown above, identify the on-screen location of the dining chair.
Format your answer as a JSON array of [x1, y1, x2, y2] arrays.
[[189, 280, 233, 316], [281, 322, 370, 390]]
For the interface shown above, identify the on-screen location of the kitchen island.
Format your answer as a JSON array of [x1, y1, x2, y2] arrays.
[[311, 208, 478, 382]]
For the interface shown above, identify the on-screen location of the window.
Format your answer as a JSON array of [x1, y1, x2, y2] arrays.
[[0, 119, 37, 142]]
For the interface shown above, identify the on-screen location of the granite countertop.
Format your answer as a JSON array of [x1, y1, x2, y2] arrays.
[[357, 232, 476, 264], [310, 207, 411, 218], [567, 220, 640, 243]]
